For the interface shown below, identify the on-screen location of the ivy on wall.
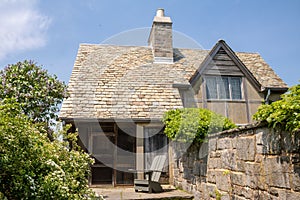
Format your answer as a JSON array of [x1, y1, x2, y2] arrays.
[[162, 108, 236, 143], [253, 83, 300, 132]]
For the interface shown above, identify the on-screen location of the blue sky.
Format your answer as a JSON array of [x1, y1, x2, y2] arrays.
[[0, 0, 299, 86]]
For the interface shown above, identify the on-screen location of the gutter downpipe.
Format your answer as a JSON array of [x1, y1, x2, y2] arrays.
[[265, 88, 271, 104]]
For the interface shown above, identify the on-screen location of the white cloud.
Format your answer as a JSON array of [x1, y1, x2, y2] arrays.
[[0, 0, 51, 60]]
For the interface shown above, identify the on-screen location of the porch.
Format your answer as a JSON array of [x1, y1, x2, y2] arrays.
[[92, 185, 194, 200], [74, 121, 170, 186]]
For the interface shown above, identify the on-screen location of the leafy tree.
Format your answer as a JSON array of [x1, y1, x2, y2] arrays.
[[0, 100, 97, 199], [253, 83, 300, 132], [162, 108, 236, 143], [0, 60, 67, 123]]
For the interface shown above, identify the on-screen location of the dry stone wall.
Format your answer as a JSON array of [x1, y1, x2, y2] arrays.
[[172, 124, 300, 200]]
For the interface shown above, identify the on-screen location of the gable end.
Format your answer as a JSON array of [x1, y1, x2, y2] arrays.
[[204, 47, 244, 76], [190, 40, 262, 92]]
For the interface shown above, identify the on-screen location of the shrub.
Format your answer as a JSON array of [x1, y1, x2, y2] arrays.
[[162, 108, 236, 143], [253, 83, 300, 132], [0, 101, 96, 199], [0, 60, 67, 123]]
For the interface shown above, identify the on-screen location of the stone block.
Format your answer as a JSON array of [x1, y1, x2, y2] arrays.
[[239, 187, 253, 199], [256, 144, 267, 154], [245, 162, 261, 176], [264, 157, 291, 188], [220, 193, 230, 200], [198, 182, 211, 199], [257, 174, 267, 190], [232, 137, 237, 149], [256, 128, 272, 155], [217, 138, 232, 150], [221, 149, 237, 170], [230, 172, 245, 186], [245, 174, 258, 189], [193, 191, 201, 200], [231, 195, 247, 200], [236, 160, 246, 172], [281, 131, 300, 153], [291, 165, 300, 191], [215, 170, 230, 192], [237, 136, 255, 161], [232, 185, 254, 199], [269, 187, 279, 197], [205, 183, 217, 198], [232, 185, 243, 196], [208, 157, 222, 169], [255, 129, 264, 145], [209, 138, 217, 152], [255, 154, 264, 163], [277, 189, 300, 200], [198, 142, 208, 159], [207, 170, 216, 183], [267, 129, 281, 154], [254, 190, 279, 200]]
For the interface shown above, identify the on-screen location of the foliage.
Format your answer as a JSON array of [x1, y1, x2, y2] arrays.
[[0, 60, 68, 123], [162, 108, 236, 143], [253, 83, 300, 132], [0, 100, 97, 200], [214, 188, 222, 200]]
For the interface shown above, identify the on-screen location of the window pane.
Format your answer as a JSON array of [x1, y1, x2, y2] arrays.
[[231, 77, 242, 99], [218, 77, 230, 99], [206, 77, 217, 99]]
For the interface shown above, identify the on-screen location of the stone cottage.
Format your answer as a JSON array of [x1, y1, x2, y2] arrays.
[[59, 9, 288, 186]]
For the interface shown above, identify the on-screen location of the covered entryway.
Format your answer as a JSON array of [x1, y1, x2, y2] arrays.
[[77, 122, 136, 186], [76, 122, 169, 186]]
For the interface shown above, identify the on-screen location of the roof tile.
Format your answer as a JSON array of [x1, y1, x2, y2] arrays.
[[60, 44, 287, 120]]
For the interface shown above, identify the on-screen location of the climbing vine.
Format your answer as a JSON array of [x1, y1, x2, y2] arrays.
[[253, 83, 300, 132], [162, 108, 236, 143]]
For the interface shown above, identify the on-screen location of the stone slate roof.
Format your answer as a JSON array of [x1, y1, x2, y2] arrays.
[[236, 52, 287, 89], [59, 44, 287, 120]]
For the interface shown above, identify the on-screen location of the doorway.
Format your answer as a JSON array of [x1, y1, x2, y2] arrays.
[[86, 122, 136, 186]]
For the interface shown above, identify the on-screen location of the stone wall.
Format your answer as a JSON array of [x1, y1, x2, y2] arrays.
[[172, 124, 300, 199]]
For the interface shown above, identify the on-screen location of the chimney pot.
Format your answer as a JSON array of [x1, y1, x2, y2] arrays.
[[156, 8, 165, 17]]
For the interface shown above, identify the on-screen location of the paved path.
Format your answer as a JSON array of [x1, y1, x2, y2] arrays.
[[92, 185, 194, 200]]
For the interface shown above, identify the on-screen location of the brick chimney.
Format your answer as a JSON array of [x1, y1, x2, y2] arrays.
[[148, 8, 173, 63]]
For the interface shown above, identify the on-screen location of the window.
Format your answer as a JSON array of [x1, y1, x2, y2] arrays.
[[206, 76, 242, 100]]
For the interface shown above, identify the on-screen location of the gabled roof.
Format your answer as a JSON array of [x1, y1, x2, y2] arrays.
[[60, 44, 207, 121], [190, 40, 288, 91], [60, 42, 288, 121]]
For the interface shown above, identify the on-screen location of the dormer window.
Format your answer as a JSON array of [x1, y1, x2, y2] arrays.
[[205, 76, 242, 100]]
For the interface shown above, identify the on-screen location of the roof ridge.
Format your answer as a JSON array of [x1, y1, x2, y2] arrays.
[[79, 43, 152, 48]]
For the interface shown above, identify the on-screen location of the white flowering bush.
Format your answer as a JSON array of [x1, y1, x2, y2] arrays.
[[0, 60, 67, 123], [0, 100, 98, 199]]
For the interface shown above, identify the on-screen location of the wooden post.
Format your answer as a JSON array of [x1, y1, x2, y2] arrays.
[[168, 141, 174, 185], [136, 124, 144, 180]]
